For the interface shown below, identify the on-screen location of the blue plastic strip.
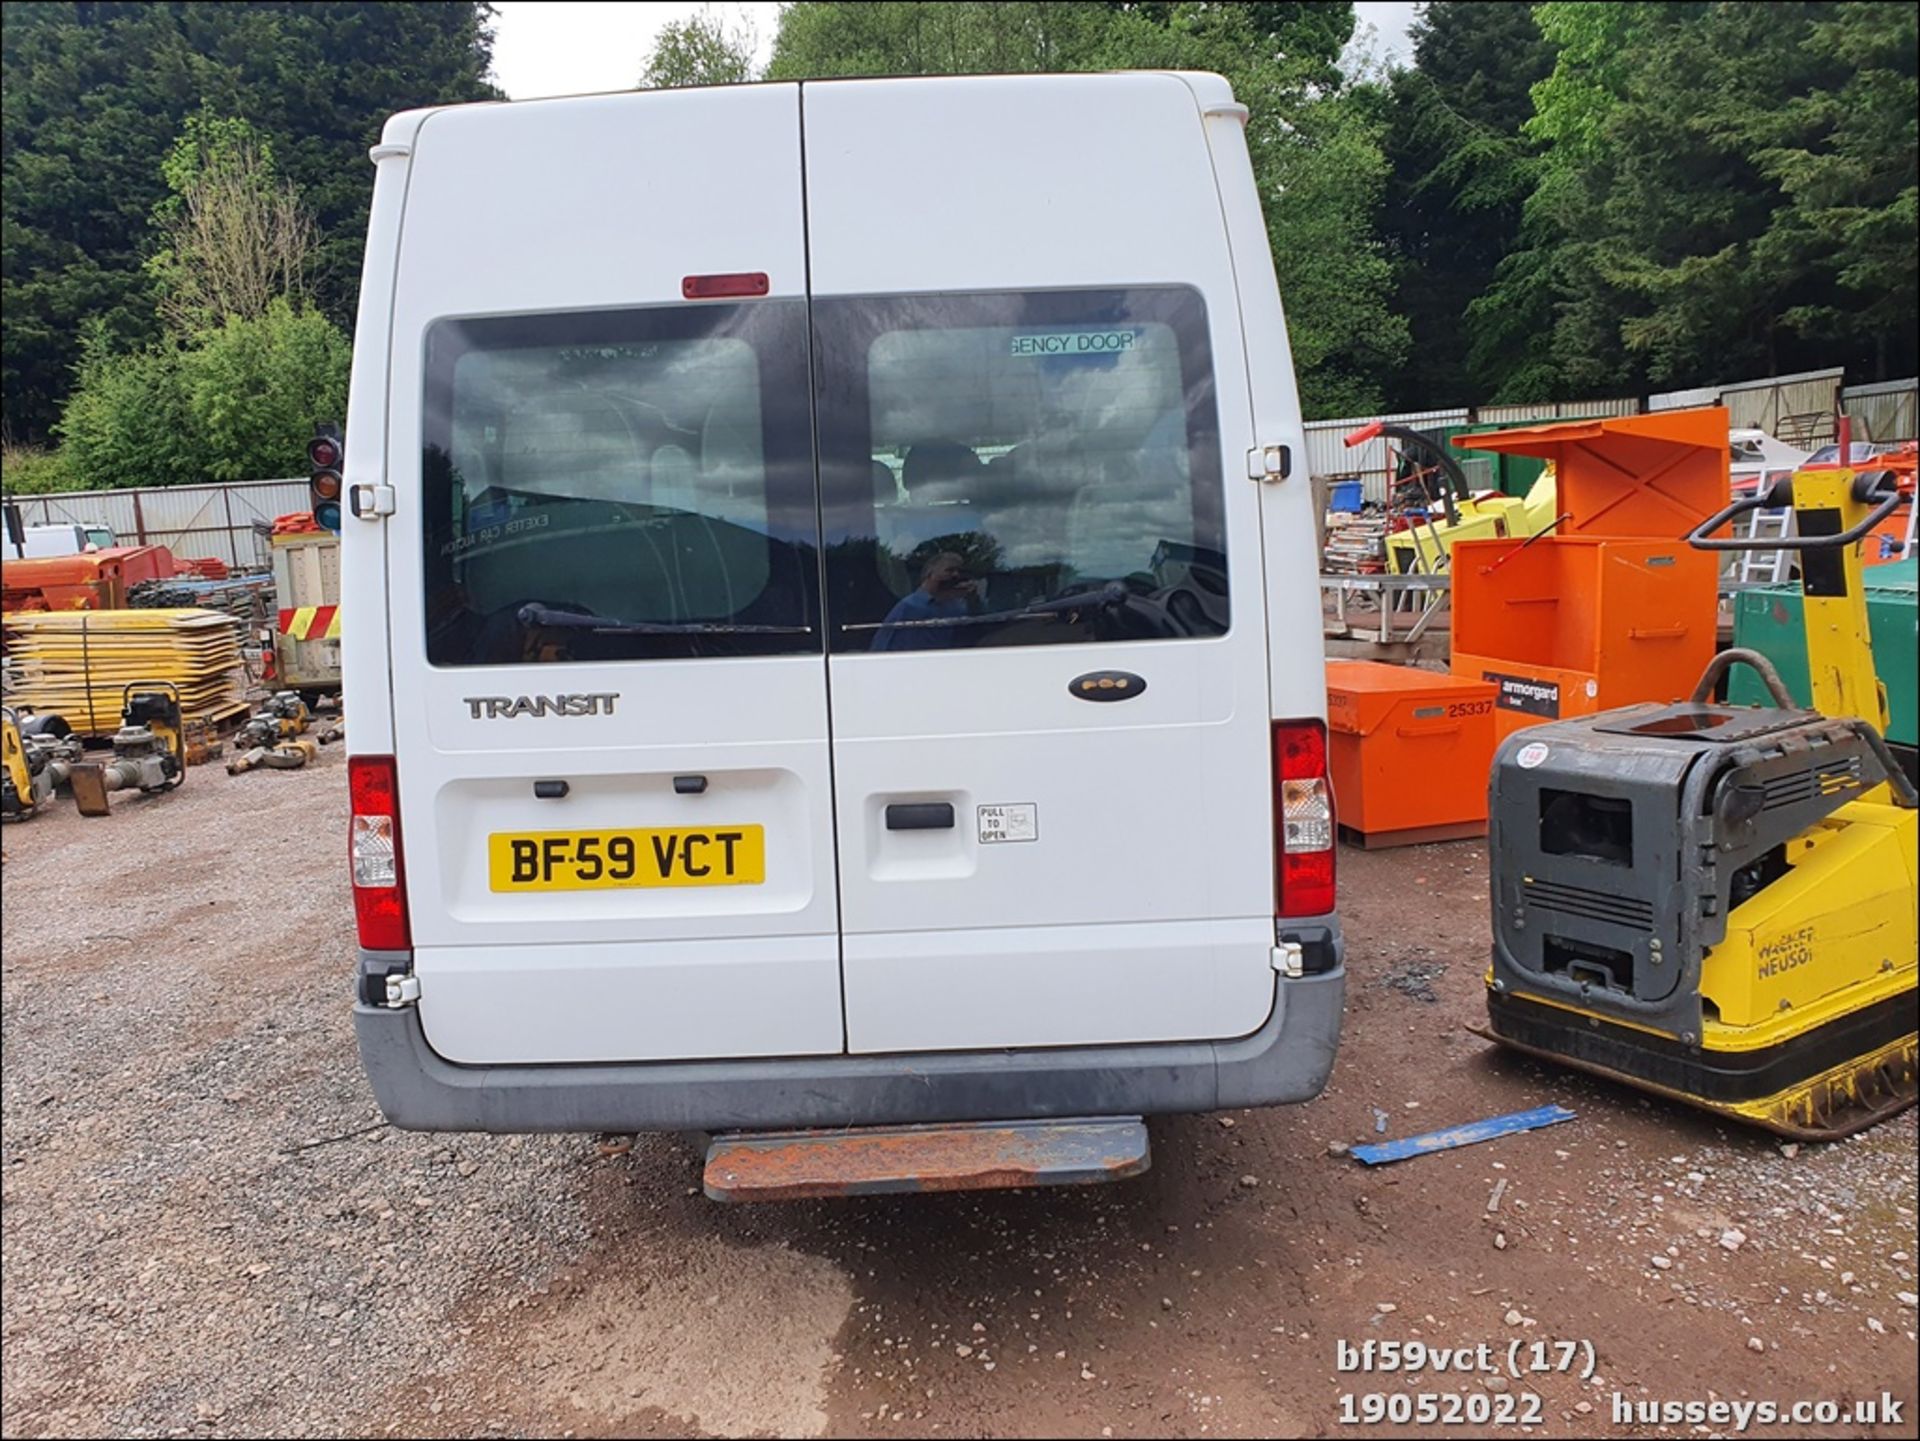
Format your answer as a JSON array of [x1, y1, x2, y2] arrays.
[[1350, 1104, 1576, 1166]]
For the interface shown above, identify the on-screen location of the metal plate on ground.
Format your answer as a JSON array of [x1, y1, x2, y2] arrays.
[[703, 1116, 1150, 1202]]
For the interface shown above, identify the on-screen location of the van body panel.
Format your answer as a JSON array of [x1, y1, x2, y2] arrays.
[[842, 916, 1277, 1053], [416, 935, 844, 1065], [357, 954, 1343, 1132], [802, 76, 1278, 1051], [338, 134, 414, 758], [1196, 105, 1326, 722], [383, 86, 844, 1063], [347, 73, 1342, 1116]]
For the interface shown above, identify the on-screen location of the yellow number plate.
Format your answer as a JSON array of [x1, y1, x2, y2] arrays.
[[488, 826, 766, 891]]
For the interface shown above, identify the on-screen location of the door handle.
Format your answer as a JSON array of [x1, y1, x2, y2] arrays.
[[886, 802, 955, 831]]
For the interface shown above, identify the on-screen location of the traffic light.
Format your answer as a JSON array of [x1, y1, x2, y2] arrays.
[[308, 423, 344, 532]]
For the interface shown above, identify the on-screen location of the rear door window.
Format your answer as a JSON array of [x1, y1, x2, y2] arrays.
[[421, 302, 821, 666], [814, 287, 1227, 652]]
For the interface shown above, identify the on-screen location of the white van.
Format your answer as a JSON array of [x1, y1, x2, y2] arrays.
[[343, 73, 1343, 1175]]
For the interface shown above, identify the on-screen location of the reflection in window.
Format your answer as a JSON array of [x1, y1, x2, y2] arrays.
[[420, 303, 820, 667], [819, 289, 1228, 653]]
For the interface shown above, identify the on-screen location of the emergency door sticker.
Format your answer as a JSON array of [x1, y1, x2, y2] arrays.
[[978, 803, 1038, 844], [1516, 742, 1551, 770], [1009, 330, 1140, 358], [1484, 671, 1560, 718]]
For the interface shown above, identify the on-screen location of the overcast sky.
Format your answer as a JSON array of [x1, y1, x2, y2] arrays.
[[488, 2, 1423, 101]]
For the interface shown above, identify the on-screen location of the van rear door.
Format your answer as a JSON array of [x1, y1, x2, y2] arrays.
[[383, 88, 842, 1065], [804, 76, 1280, 1053]]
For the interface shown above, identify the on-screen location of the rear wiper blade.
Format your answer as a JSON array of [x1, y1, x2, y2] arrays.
[[841, 581, 1129, 633], [516, 603, 812, 636]]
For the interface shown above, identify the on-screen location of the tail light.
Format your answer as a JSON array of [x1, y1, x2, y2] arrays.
[[349, 754, 411, 950], [1274, 719, 1336, 917]]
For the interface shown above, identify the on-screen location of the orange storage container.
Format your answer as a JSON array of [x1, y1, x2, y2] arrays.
[[1450, 535, 1719, 741], [1326, 660, 1498, 848], [1446, 407, 1730, 740]]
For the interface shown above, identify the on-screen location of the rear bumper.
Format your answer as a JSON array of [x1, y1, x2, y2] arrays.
[[353, 922, 1344, 1134]]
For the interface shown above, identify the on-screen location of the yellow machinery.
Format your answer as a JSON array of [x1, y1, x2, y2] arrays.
[[226, 690, 320, 775], [68, 682, 189, 816], [1385, 469, 1563, 574], [1476, 450, 1916, 1139], [2, 707, 81, 820]]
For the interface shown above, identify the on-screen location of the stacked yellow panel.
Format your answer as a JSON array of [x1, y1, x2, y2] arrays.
[[2, 609, 249, 736]]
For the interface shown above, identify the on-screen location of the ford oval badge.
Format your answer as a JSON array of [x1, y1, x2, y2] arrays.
[[1069, 670, 1147, 702]]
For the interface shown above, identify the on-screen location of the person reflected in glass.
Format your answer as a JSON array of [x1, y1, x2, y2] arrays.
[[872, 550, 978, 650]]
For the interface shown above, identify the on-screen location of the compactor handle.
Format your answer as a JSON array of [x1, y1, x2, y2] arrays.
[[1686, 471, 1907, 552], [1689, 647, 1797, 708]]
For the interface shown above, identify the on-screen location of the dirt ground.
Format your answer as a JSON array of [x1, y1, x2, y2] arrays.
[[2, 752, 1915, 1439]]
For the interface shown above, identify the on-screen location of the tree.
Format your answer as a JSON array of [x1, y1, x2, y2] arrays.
[[1466, 1, 1657, 400], [56, 301, 350, 491], [2, 2, 498, 442], [147, 112, 317, 337], [641, 7, 760, 89], [768, 2, 1114, 79], [185, 299, 352, 484], [1468, 1, 1916, 401], [1377, 2, 1555, 407]]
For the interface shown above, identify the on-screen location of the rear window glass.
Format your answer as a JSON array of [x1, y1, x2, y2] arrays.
[[815, 287, 1226, 652], [421, 302, 820, 666]]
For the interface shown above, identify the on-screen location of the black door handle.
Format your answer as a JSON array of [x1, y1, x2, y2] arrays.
[[886, 802, 955, 831]]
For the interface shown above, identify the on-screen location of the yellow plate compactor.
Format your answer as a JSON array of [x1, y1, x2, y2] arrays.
[[1477, 460, 1917, 1139]]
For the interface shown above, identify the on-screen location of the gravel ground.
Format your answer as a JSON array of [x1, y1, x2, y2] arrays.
[[2, 757, 1915, 1438]]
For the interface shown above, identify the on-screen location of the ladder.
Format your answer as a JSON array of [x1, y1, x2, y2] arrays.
[[1734, 504, 1795, 585]]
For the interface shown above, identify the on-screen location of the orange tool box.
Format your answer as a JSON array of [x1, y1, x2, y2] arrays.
[[1450, 535, 1719, 740], [1326, 660, 1498, 848], [1448, 408, 1729, 741]]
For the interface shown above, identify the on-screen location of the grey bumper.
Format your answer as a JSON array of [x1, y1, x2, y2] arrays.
[[354, 925, 1344, 1134]]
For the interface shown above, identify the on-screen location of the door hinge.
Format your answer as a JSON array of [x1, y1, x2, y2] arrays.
[[350, 482, 396, 520], [384, 973, 421, 1008], [1246, 444, 1291, 482], [1272, 942, 1305, 979]]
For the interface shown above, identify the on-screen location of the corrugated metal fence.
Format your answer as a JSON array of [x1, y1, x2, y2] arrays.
[[1311, 372, 1917, 498], [2, 478, 307, 570], [1841, 378, 1919, 447]]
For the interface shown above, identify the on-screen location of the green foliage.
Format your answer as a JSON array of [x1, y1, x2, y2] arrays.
[[1467, 1, 1917, 400], [54, 326, 200, 491], [0, 443, 83, 495], [768, 2, 1115, 79], [641, 8, 760, 88], [2, 2, 498, 442], [1379, 2, 1555, 407], [55, 302, 349, 491], [146, 110, 316, 337], [768, 1, 1402, 416], [185, 300, 351, 483]]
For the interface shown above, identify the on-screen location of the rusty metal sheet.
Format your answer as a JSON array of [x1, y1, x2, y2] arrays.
[[703, 1116, 1150, 1202]]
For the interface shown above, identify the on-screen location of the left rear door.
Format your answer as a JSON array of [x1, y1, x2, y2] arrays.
[[383, 88, 844, 1066]]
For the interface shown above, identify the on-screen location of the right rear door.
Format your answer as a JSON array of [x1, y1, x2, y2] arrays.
[[803, 76, 1280, 1054]]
